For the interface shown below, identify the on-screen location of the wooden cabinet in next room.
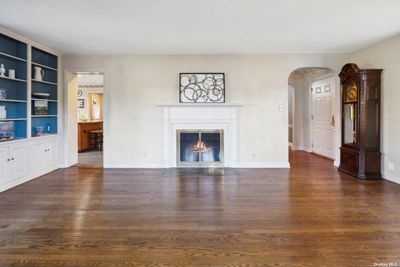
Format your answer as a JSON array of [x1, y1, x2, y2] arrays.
[[78, 121, 103, 152]]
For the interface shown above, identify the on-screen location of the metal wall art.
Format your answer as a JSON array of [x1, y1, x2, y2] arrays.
[[179, 73, 225, 103]]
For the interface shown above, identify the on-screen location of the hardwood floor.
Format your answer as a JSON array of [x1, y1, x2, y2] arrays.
[[78, 151, 103, 168], [0, 151, 400, 266]]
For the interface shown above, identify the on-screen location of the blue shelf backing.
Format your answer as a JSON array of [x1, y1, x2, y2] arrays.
[[32, 47, 57, 69], [0, 34, 27, 60], [0, 101, 27, 119], [32, 66, 57, 83], [11, 120, 27, 139], [0, 58, 27, 80], [31, 82, 57, 100], [0, 79, 27, 100], [31, 117, 57, 136]]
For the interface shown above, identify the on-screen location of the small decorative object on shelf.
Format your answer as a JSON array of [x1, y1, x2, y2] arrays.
[[339, 63, 382, 179], [33, 100, 48, 115], [34, 126, 44, 136], [0, 88, 6, 99], [0, 64, 5, 77], [179, 73, 225, 103], [0, 106, 6, 119], [0, 121, 14, 141], [33, 66, 44, 81], [8, 69, 15, 79], [32, 92, 50, 99]]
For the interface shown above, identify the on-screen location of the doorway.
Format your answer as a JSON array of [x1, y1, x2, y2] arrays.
[[311, 77, 335, 159], [65, 72, 105, 168], [288, 67, 337, 162]]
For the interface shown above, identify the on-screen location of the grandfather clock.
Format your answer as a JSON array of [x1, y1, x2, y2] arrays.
[[339, 63, 382, 179]]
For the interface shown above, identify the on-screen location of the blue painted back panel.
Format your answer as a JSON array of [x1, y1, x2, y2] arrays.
[[31, 117, 57, 136], [0, 57, 27, 80], [0, 101, 27, 119], [32, 47, 57, 69], [0, 34, 27, 59], [31, 82, 57, 100], [0, 79, 27, 100]]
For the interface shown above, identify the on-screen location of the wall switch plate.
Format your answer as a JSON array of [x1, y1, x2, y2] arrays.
[[388, 162, 394, 171]]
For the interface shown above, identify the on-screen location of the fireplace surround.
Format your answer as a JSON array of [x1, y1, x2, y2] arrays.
[[159, 103, 241, 168]]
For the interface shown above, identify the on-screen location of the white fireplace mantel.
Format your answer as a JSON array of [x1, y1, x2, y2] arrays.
[[159, 103, 242, 168]]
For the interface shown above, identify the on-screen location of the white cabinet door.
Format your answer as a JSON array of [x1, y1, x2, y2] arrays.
[[11, 144, 28, 179], [31, 142, 46, 173], [49, 139, 58, 167], [43, 139, 57, 169], [0, 147, 10, 185]]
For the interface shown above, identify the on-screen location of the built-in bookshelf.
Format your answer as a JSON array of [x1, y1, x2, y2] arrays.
[[0, 32, 58, 142], [31, 47, 58, 137], [0, 33, 28, 140]]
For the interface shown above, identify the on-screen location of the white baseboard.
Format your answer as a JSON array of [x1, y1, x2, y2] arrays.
[[333, 160, 340, 167], [237, 162, 291, 168], [104, 162, 163, 168], [382, 171, 400, 184], [104, 161, 291, 169]]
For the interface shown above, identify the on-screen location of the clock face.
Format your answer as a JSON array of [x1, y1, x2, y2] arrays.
[[345, 80, 357, 102]]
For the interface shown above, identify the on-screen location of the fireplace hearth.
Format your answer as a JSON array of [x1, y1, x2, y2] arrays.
[[177, 130, 223, 167]]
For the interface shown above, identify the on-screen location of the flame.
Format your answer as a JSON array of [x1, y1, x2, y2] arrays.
[[193, 141, 207, 153]]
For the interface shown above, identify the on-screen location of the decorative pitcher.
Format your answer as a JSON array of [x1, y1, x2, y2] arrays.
[[34, 66, 44, 81]]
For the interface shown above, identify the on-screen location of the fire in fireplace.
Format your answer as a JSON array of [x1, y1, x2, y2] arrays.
[[177, 130, 223, 167]]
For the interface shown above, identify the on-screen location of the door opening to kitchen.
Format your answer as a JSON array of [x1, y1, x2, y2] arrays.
[[76, 73, 104, 167]]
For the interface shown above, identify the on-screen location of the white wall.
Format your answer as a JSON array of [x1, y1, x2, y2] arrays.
[[62, 54, 349, 168], [351, 34, 400, 183]]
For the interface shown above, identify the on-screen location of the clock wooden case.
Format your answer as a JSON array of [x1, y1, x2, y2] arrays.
[[339, 63, 382, 179]]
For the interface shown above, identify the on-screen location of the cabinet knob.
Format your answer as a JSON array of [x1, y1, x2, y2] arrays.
[[11, 158, 14, 161], [7, 159, 10, 162]]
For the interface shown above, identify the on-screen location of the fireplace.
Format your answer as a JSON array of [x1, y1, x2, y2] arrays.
[[177, 130, 224, 167]]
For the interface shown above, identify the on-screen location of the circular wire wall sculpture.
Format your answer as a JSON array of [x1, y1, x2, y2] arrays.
[[179, 73, 225, 103]]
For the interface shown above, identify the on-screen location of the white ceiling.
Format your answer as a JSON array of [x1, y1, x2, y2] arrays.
[[1, 0, 400, 55]]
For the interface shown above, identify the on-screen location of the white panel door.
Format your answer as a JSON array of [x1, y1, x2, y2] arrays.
[[312, 78, 335, 159]]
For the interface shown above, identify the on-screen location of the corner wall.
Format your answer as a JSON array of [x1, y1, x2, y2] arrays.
[[351, 34, 400, 183]]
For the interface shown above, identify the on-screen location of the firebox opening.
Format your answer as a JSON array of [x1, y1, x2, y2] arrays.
[[177, 130, 224, 167]]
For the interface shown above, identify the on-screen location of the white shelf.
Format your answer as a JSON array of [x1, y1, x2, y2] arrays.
[[0, 75, 27, 83], [0, 118, 27, 121], [31, 115, 57, 118], [31, 61, 57, 71], [31, 79, 57, 86], [0, 99, 27, 103], [31, 98, 57, 102], [0, 52, 27, 62]]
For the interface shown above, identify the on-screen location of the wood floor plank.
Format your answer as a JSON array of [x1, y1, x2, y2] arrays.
[[0, 151, 400, 266]]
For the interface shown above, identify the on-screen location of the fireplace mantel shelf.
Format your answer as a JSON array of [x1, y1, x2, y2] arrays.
[[157, 103, 243, 107]]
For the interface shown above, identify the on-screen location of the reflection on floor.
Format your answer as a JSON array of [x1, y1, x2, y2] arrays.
[[163, 168, 239, 176], [78, 151, 103, 167]]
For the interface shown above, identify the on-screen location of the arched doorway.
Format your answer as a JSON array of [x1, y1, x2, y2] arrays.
[[288, 67, 339, 163]]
